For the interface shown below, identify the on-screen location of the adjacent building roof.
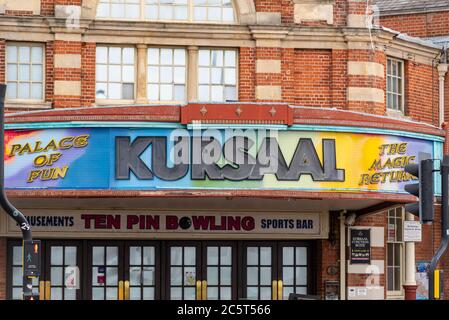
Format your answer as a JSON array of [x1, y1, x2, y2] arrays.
[[374, 0, 449, 15]]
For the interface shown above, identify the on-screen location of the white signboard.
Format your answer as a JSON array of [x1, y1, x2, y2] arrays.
[[404, 221, 422, 242]]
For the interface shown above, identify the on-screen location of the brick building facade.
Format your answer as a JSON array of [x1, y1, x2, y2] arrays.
[[0, 0, 448, 300]]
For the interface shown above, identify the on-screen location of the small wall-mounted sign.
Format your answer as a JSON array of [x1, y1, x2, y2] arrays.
[[404, 221, 422, 242], [350, 229, 371, 264]]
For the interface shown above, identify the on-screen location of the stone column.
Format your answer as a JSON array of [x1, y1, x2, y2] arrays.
[[187, 46, 198, 102], [403, 212, 418, 300], [136, 44, 148, 104], [438, 63, 448, 126]]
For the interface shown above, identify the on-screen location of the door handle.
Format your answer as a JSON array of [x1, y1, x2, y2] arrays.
[[272, 280, 278, 300], [202, 280, 207, 300], [39, 281, 45, 300], [277, 280, 283, 301], [45, 281, 51, 300], [196, 280, 202, 300], [124, 280, 130, 300], [118, 281, 124, 300]]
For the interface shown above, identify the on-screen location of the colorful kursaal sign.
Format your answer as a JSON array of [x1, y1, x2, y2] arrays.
[[4, 126, 442, 194]]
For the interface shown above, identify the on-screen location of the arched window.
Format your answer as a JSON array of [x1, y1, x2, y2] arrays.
[[96, 0, 235, 22]]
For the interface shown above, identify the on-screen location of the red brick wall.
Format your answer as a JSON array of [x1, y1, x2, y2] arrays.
[[45, 41, 54, 104], [346, 211, 387, 297], [334, 0, 348, 26], [239, 47, 255, 101], [331, 49, 348, 109], [41, 0, 55, 16], [0, 39, 5, 84], [405, 61, 439, 126], [380, 11, 449, 38], [0, 238, 6, 300], [81, 42, 96, 107], [317, 213, 340, 298], [294, 49, 332, 107]]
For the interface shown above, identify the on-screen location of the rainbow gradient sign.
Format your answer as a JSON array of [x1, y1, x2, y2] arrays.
[[4, 125, 442, 194]]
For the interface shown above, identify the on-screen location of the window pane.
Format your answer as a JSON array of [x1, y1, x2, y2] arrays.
[[220, 247, 232, 265], [109, 83, 121, 99], [198, 85, 210, 101], [247, 267, 258, 285], [173, 84, 185, 101], [207, 247, 219, 265], [51, 247, 63, 265], [31, 46, 43, 63], [130, 247, 142, 265], [6, 83, 17, 99], [220, 266, 231, 285], [51, 267, 63, 286], [199, 50, 210, 66], [18, 65, 30, 81], [31, 83, 42, 99], [106, 247, 118, 265], [148, 48, 160, 64], [207, 267, 218, 285], [148, 84, 159, 100], [7, 45, 17, 63], [122, 83, 134, 99], [160, 84, 173, 100], [174, 49, 186, 65], [18, 83, 30, 98], [31, 65, 43, 82], [184, 247, 196, 265], [7, 64, 17, 81], [123, 48, 135, 64], [122, 66, 135, 82], [109, 47, 121, 64], [96, 47, 108, 63], [161, 49, 173, 65], [65, 247, 77, 266], [19, 46, 30, 63], [13, 246, 22, 265]]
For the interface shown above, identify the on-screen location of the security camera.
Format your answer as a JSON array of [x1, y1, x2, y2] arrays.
[[344, 213, 357, 226]]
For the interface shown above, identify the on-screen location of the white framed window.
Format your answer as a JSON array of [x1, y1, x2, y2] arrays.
[[96, 0, 140, 19], [96, 46, 136, 101], [387, 206, 404, 295], [387, 57, 404, 113], [96, 0, 235, 22], [198, 48, 237, 102], [6, 43, 44, 101], [147, 47, 186, 102]]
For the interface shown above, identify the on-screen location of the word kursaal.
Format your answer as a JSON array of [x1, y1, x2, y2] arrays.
[[115, 136, 345, 182]]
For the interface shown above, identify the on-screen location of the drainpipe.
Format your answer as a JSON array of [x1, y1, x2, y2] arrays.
[[339, 210, 346, 300], [438, 62, 448, 127]]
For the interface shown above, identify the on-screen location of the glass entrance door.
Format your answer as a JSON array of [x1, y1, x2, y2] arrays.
[[166, 242, 201, 300], [201, 242, 236, 300], [165, 241, 237, 300], [125, 243, 160, 300], [88, 242, 123, 300], [241, 242, 312, 300], [277, 242, 311, 300], [45, 241, 82, 300], [241, 242, 277, 300]]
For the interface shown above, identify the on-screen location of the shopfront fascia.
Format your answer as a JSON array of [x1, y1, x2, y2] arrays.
[[0, 120, 444, 240], [1, 115, 445, 300]]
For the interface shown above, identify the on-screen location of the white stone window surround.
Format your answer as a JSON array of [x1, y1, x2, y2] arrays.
[[5, 42, 45, 103], [95, 45, 136, 103], [95, 0, 236, 23]]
